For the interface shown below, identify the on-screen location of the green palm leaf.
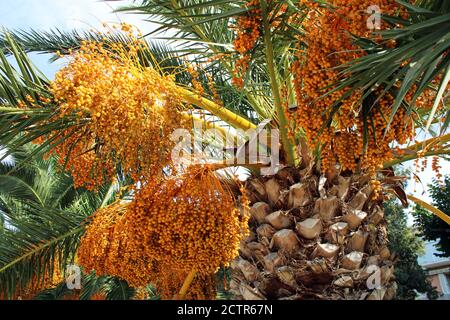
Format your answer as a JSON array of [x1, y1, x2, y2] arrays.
[[0, 146, 122, 299], [325, 1, 450, 136]]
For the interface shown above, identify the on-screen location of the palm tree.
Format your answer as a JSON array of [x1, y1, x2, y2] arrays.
[[0, 0, 449, 300]]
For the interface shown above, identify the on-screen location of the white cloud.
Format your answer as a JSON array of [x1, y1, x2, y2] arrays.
[[1, 0, 156, 33]]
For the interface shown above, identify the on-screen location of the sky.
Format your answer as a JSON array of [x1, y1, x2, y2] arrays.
[[0, 0, 448, 225], [0, 0, 157, 78]]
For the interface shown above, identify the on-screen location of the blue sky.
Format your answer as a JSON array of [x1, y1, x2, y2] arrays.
[[1, 0, 448, 225], [1, 0, 156, 78]]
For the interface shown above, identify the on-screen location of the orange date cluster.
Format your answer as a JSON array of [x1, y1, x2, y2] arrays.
[[46, 25, 188, 190], [77, 165, 249, 299]]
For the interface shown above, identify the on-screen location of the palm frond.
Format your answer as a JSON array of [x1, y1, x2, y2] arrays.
[[0, 145, 123, 299], [113, 0, 244, 51], [326, 2, 450, 134], [104, 277, 136, 300], [408, 194, 450, 225], [112, 0, 283, 119], [32, 282, 73, 300]]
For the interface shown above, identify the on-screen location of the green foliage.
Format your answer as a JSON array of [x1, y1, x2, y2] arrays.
[[2, 1, 449, 162], [413, 175, 450, 257], [33, 271, 144, 300], [112, 0, 301, 119], [0, 29, 260, 154], [215, 267, 233, 300], [0, 28, 248, 113], [0, 33, 82, 165], [385, 200, 438, 300], [0, 145, 127, 299], [328, 0, 450, 138]]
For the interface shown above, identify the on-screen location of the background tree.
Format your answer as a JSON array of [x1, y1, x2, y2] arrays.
[[385, 200, 438, 300], [413, 176, 450, 258]]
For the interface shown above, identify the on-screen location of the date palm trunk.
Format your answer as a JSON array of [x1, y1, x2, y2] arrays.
[[230, 166, 397, 300]]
